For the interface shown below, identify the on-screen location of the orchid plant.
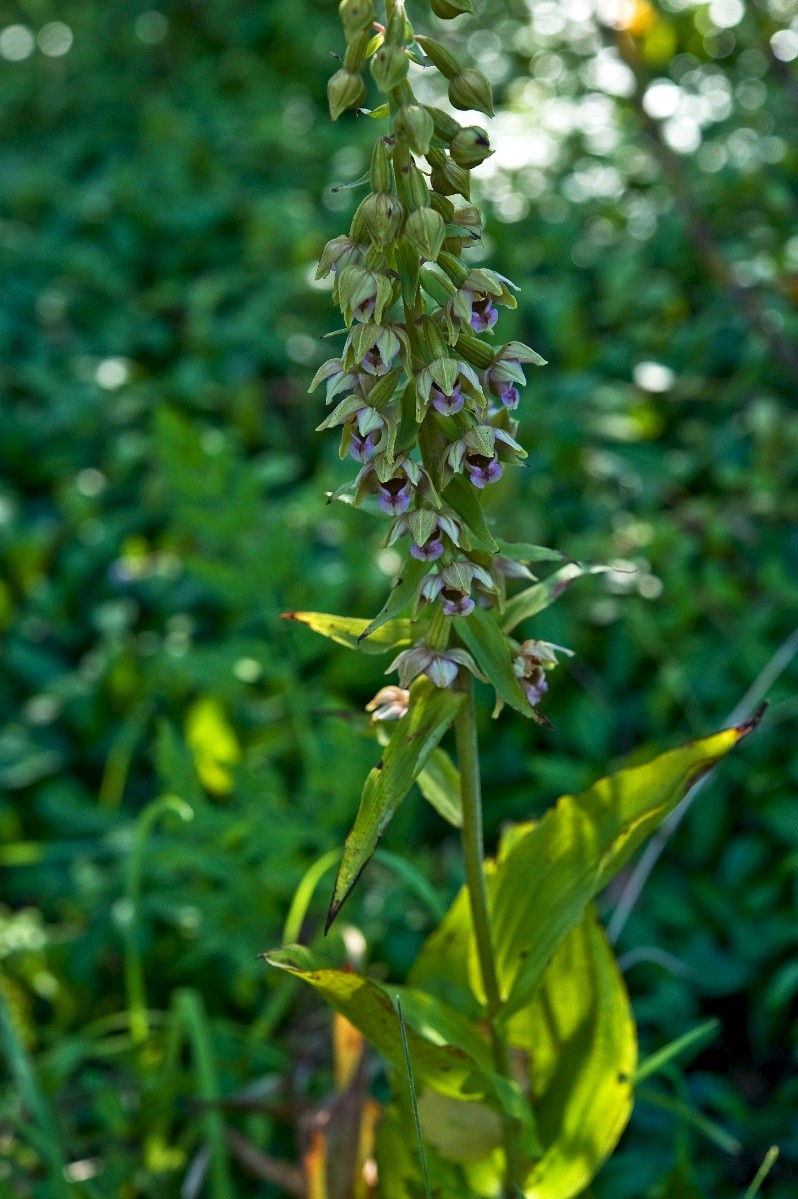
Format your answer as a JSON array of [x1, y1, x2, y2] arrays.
[[267, 3, 760, 1196]]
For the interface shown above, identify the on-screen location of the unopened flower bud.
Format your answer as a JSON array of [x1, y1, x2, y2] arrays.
[[369, 139, 392, 194], [415, 35, 461, 80], [450, 126, 492, 169], [328, 68, 367, 121], [339, 0, 374, 39], [448, 69, 495, 117], [370, 44, 409, 93], [431, 0, 475, 16], [425, 106, 462, 143], [361, 192, 406, 246], [344, 30, 371, 73], [393, 105, 435, 156], [405, 207, 445, 261], [429, 154, 471, 200], [429, 192, 455, 223], [385, 0, 410, 45]]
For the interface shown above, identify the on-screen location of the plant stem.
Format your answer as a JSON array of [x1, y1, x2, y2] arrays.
[[454, 675, 523, 1193]]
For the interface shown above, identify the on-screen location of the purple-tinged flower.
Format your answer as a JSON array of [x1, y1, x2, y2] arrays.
[[470, 296, 499, 332], [497, 381, 520, 410], [387, 508, 464, 552], [431, 382, 465, 416], [350, 429, 382, 462], [418, 560, 496, 617], [378, 475, 412, 515], [512, 639, 572, 710], [416, 357, 484, 417], [520, 674, 548, 706], [388, 643, 484, 689], [365, 685, 410, 722], [410, 535, 444, 562], [441, 590, 475, 616], [465, 453, 503, 488]]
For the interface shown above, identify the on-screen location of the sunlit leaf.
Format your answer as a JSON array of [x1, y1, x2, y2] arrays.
[[496, 541, 569, 565], [185, 697, 241, 796], [491, 718, 760, 1019], [327, 680, 464, 929], [510, 912, 636, 1199], [264, 946, 516, 1117], [282, 610, 415, 655]]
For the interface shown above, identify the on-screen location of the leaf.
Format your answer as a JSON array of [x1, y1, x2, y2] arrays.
[[489, 719, 759, 1021], [264, 947, 531, 1139], [327, 680, 464, 929], [454, 608, 534, 720], [501, 564, 609, 634], [264, 946, 486, 1100], [359, 556, 429, 642], [496, 541, 569, 565], [407, 885, 480, 1017], [509, 911, 636, 1199], [416, 747, 462, 828], [442, 475, 499, 552], [282, 611, 414, 655]]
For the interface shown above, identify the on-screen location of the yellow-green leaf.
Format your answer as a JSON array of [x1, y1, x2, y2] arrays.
[[185, 697, 240, 796], [327, 680, 464, 929], [509, 911, 636, 1199], [360, 555, 429, 642], [491, 720, 758, 1020], [282, 610, 414, 654], [264, 946, 483, 1100]]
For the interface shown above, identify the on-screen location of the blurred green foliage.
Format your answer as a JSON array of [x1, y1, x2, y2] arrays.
[[0, 0, 796, 1195]]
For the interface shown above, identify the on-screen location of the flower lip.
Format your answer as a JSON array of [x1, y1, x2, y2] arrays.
[[350, 428, 381, 462], [441, 588, 475, 616], [378, 475, 412, 514], [431, 382, 465, 415], [470, 296, 499, 332], [465, 453, 502, 488], [410, 535, 444, 561]]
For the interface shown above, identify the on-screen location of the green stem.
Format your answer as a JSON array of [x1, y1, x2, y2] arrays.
[[454, 675, 523, 1193]]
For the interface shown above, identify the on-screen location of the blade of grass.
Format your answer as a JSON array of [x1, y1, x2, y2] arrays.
[[743, 1146, 779, 1199], [635, 1019, 720, 1085], [396, 995, 432, 1199], [125, 795, 193, 1043], [0, 981, 71, 1199], [174, 988, 234, 1199], [637, 1086, 742, 1155]]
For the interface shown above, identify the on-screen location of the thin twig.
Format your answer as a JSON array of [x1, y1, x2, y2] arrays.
[[609, 627, 798, 943]]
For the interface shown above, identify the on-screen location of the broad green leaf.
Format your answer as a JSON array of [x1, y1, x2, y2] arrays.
[[509, 912, 636, 1199], [490, 721, 756, 1020], [496, 541, 568, 565], [442, 475, 499, 552], [265, 947, 534, 1144], [408, 885, 480, 1017], [264, 946, 486, 1101], [282, 610, 414, 655], [501, 564, 608, 634], [360, 555, 429, 642], [417, 747, 462, 828], [455, 608, 534, 720], [327, 680, 464, 928]]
